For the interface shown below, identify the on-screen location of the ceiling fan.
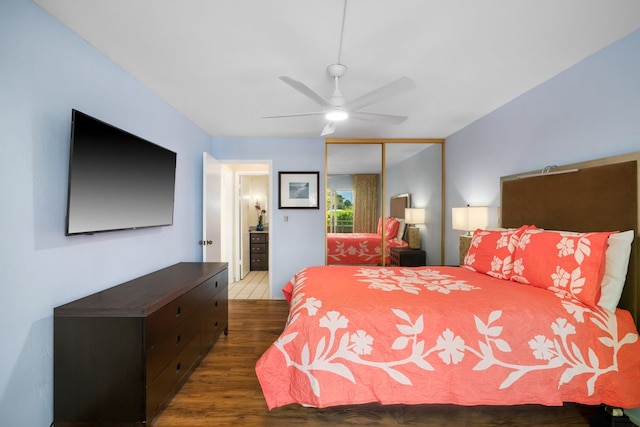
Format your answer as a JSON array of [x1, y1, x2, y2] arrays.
[[264, 64, 416, 136]]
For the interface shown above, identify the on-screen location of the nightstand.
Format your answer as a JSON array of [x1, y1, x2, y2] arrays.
[[390, 247, 426, 267]]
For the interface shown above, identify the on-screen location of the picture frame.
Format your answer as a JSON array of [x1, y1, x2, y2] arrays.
[[278, 171, 320, 209]]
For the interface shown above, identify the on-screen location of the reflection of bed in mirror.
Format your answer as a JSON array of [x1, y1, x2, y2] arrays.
[[327, 194, 409, 265]]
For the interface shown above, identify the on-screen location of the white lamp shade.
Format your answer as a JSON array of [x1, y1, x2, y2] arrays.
[[452, 206, 488, 232], [405, 208, 426, 225]]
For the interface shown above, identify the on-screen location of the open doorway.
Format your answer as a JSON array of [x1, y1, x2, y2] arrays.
[[217, 162, 271, 300]]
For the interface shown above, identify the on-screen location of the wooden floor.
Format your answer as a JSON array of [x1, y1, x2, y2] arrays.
[[154, 300, 601, 427]]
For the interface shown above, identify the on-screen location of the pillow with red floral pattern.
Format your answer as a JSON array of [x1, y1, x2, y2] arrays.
[[510, 228, 612, 307], [376, 217, 400, 238], [463, 226, 528, 280], [384, 217, 400, 239]]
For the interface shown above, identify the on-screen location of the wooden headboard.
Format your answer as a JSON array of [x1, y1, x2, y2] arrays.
[[390, 193, 410, 219], [501, 152, 639, 328]]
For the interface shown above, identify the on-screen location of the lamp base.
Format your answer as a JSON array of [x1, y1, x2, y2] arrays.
[[407, 226, 420, 249], [459, 235, 473, 265]]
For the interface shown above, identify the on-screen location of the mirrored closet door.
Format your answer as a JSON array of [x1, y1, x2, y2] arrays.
[[326, 139, 444, 267]]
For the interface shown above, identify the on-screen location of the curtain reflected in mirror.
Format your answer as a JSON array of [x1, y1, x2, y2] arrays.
[[352, 174, 379, 233]]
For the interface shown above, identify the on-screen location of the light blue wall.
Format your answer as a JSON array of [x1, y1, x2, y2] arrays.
[[211, 137, 326, 298], [3, 0, 640, 424], [445, 29, 640, 265], [0, 1, 211, 425]]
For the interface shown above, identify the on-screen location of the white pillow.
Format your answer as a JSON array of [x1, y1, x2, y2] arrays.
[[395, 218, 406, 241], [598, 230, 634, 312]]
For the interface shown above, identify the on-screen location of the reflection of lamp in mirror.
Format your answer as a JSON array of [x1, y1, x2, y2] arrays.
[[405, 208, 426, 249], [452, 206, 489, 264]]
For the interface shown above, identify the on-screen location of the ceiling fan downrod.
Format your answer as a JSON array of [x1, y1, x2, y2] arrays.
[[325, 64, 348, 121]]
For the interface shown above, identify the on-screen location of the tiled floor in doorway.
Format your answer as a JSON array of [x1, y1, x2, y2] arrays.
[[229, 270, 269, 299]]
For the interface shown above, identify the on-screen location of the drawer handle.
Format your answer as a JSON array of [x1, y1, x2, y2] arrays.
[[176, 306, 181, 317], [215, 281, 218, 288], [176, 362, 181, 373], [214, 301, 218, 307], [214, 321, 218, 329], [176, 334, 181, 344]]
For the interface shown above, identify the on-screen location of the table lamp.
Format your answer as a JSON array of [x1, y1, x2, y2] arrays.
[[404, 208, 426, 249]]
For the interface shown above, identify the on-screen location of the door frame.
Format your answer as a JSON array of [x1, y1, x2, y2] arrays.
[[215, 161, 271, 294]]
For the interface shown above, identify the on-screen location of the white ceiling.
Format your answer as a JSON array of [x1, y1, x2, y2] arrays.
[[34, 0, 640, 139]]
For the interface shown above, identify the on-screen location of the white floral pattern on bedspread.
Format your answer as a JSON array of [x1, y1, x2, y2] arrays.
[[354, 267, 480, 294], [256, 266, 640, 410], [327, 233, 408, 264]]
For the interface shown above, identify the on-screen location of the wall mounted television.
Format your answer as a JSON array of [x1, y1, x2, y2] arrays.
[[65, 109, 177, 235]]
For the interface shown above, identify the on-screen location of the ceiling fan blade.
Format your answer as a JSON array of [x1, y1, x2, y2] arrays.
[[321, 121, 337, 136], [350, 111, 408, 125], [262, 112, 325, 119], [345, 77, 416, 111], [279, 76, 332, 108]]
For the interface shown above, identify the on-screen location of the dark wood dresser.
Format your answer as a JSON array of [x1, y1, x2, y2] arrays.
[[250, 231, 269, 270], [53, 262, 228, 426]]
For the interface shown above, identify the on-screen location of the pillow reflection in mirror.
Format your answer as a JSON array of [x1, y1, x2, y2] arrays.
[[396, 218, 406, 241]]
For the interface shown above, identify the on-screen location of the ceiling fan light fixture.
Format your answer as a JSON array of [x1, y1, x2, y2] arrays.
[[325, 108, 349, 121]]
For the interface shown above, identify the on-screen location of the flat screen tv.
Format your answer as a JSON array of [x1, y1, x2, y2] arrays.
[[65, 109, 177, 235]]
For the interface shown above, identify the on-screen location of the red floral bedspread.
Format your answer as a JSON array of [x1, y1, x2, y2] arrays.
[[327, 233, 408, 265], [256, 266, 640, 410]]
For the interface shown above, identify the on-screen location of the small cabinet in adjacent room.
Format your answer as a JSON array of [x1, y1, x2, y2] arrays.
[[250, 231, 269, 271]]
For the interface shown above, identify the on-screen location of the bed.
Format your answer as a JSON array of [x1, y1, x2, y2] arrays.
[[327, 194, 410, 265], [256, 154, 640, 412]]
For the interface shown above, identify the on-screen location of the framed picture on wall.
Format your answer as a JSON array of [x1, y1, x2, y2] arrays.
[[278, 171, 320, 209]]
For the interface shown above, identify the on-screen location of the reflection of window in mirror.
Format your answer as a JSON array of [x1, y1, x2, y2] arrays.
[[327, 187, 353, 233]]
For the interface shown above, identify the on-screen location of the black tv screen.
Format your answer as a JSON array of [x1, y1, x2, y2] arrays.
[[65, 110, 177, 235]]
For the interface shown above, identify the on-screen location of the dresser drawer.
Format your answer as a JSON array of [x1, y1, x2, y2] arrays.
[[201, 288, 229, 351], [146, 283, 207, 351], [250, 256, 267, 268], [250, 233, 266, 243], [250, 244, 266, 254], [146, 309, 201, 382], [198, 271, 227, 300], [146, 333, 201, 420]]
